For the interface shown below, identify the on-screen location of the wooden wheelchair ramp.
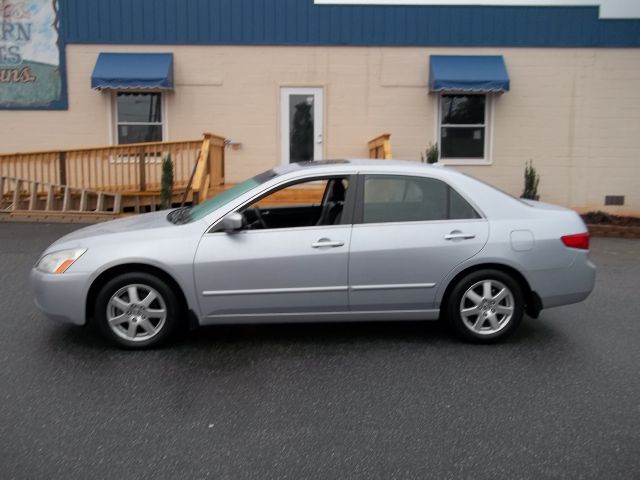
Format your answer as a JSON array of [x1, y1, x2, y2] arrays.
[[0, 176, 122, 223], [0, 133, 226, 222]]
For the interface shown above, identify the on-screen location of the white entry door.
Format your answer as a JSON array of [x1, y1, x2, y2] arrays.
[[280, 87, 324, 165]]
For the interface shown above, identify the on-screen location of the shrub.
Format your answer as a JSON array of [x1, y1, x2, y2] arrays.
[[581, 211, 640, 226], [582, 210, 613, 224], [521, 160, 540, 201], [420, 142, 439, 164], [160, 154, 174, 210]]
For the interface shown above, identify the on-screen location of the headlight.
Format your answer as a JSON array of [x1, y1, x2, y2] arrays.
[[36, 249, 87, 274]]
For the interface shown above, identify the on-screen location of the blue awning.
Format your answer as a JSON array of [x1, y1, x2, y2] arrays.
[[91, 53, 174, 90], [429, 55, 510, 93]]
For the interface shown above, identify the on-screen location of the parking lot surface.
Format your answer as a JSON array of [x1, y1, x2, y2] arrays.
[[1, 222, 639, 479]]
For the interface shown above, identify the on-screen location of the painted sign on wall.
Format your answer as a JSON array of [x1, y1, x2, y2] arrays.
[[0, 0, 67, 109]]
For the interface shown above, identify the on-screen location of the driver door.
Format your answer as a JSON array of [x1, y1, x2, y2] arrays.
[[193, 175, 355, 323]]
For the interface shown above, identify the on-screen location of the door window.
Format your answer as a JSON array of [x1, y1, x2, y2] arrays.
[[288, 94, 315, 163], [280, 88, 324, 164], [360, 175, 479, 224]]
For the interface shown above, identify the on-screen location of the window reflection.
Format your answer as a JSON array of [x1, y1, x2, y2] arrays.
[[441, 95, 485, 125]]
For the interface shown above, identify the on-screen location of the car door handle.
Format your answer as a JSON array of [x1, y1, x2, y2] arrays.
[[311, 238, 344, 248], [444, 232, 476, 240]]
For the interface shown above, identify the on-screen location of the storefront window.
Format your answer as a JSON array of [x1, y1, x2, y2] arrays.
[[116, 92, 163, 144], [439, 94, 489, 161]]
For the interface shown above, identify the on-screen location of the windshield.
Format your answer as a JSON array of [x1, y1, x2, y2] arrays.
[[187, 170, 277, 222]]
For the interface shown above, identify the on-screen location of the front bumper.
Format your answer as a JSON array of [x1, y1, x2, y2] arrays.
[[30, 268, 90, 325]]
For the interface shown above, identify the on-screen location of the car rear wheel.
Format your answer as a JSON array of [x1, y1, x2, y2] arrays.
[[94, 272, 182, 349], [446, 269, 524, 343]]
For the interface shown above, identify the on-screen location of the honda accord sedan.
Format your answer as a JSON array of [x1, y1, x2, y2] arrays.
[[31, 160, 595, 348]]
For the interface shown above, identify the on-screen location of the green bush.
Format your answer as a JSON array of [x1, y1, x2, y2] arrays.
[[160, 154, 174, 210], [521, 160, 540, 201], [420, 142, 439, 164]]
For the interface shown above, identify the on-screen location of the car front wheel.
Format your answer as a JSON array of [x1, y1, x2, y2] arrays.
[[447, 269, 524, 343], [94, 272, 182, 349]]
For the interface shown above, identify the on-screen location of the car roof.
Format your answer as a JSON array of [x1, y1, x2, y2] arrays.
[[273, 159, 449, 176]]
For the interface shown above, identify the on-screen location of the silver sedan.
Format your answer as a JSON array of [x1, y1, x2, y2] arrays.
[[31, 160, 595, 348]]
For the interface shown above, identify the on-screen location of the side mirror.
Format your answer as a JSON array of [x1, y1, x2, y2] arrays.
[[219, 212, 244, 233]]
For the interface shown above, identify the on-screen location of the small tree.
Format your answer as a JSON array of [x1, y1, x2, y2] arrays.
[[420, 142, 439, 164], [521, 160, 540, 201], [160, 154, 174, 209]]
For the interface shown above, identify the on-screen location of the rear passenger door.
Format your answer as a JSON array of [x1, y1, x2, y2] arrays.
[[348, 173, 489, 312]]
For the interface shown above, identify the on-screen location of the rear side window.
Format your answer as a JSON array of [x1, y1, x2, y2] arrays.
[[361, 175, 480, 224], [449, 187, 480, 220]]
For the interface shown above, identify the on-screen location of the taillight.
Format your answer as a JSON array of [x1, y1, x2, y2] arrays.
[[561, 232, 590, 250]]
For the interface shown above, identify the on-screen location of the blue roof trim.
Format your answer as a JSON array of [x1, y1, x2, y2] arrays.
[[91, 53, 174, 90], [61, 0, 640, 48], [429, 55, 510, 93]]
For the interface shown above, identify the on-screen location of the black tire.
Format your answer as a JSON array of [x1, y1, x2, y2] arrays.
[[94, 272, 183, 349], [446, 269, 524, 343]]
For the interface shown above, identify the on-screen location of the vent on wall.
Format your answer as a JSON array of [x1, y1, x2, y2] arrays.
[[605, 195, 625, 206]]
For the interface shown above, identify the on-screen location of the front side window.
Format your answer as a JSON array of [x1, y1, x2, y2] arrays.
[[240, 176, 351, 230], [361, 175, 479, 224], [116, 92, 163, 144], [439, 94, 489, 162]]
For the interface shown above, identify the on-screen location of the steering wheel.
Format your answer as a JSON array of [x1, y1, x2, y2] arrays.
[[251, 207, 268, 229]]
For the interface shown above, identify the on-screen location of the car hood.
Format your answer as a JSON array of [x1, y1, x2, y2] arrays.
[[51, 210, 174, 245]]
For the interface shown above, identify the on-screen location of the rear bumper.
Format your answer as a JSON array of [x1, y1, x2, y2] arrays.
[[529, 255, 596, 310], [30, 269, 89, 326]]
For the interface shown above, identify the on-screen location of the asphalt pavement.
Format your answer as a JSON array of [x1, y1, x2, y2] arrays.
[[0, 222, 639, 480]]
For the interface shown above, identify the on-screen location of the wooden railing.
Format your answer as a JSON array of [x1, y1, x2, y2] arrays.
[[191, 133, 226, 204], [0, 133, 226, 205], [368, 133, 393, 160]]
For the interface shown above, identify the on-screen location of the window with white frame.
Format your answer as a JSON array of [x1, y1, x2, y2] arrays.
[[115, 92, 164, 144], [438, 94, 491, 162]]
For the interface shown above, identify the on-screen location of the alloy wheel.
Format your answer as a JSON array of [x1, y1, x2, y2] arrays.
[[106, 284, 167, 342], [459, 279, 515, 335]]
